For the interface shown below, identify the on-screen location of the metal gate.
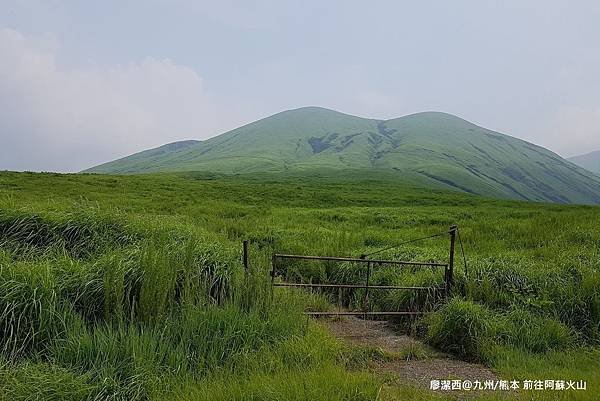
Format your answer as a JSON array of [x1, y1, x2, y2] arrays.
[[269, 225, 458, 316]]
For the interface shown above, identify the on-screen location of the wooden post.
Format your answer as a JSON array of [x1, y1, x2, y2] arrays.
[[242, 240, 249, 272], [447, 225, 458, 295]]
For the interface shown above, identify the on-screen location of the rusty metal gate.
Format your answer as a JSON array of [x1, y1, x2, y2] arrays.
[[269, 225, 459, 316]]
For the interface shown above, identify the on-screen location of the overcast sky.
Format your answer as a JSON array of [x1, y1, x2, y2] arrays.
[[1, 0, 600, 172]]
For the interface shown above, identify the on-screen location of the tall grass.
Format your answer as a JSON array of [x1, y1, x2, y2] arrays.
[[0, 209, 314, 400], [1, 171, 599, 400]]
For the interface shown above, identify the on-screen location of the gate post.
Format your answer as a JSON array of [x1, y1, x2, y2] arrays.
[[270, 254, 277, 301], [243, 240, 249, 272], [446, 225, 458, 295], [364, 261, 372, 312]]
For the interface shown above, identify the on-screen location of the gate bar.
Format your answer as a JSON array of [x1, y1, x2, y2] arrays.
[[305, 311, 425, 316], [273, 254, 448, 267], [274, 283, 442, 290]]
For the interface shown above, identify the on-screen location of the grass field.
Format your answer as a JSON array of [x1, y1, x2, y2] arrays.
[[0, 170, 598, 400]]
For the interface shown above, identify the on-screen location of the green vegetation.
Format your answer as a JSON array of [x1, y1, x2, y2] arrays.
[[0, 170, 599, 400], [569, 150, 600, 174], [85, 107, 600, 204]]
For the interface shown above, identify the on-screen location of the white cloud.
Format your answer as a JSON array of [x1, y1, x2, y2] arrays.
[[0, 28, 216, 172]]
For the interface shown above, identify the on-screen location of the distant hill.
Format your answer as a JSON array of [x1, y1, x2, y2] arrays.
[[568, 151, 600, 174], [84, 107, 600, 204]]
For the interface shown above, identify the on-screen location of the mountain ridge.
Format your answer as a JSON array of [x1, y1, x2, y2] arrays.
[[84, 107, 600, 204], [568, 150, 600, 175]]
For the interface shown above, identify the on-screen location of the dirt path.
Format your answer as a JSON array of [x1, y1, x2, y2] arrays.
[[322, 316, 498, 390]]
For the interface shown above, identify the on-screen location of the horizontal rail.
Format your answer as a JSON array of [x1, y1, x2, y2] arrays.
[[274, 282, 443, 291], [305, 311, 425, 316], [273, 254, 448, 267]]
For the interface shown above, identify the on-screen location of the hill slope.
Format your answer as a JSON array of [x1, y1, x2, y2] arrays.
[[568, 151, 600, 174], [85, 107, 600, 204]]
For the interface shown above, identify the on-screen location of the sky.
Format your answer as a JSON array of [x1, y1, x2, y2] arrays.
[[1, 0, 600, 172]]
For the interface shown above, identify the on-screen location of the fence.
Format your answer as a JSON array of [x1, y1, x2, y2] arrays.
[[266, 225, 459, 316]]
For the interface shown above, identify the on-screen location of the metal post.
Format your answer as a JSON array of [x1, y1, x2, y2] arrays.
[[270, 254, 277, 301], [242, 240, 249, 272], [270, 255, 277, 281], [447, 225, 457, 295], [364, 261, 371, 312]]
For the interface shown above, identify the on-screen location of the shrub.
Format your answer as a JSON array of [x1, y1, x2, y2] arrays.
[[424, 298, 497, 361], [501, 308, 575, 352]]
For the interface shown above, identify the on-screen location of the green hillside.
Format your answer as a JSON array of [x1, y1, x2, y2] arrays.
[[568, 150, 600, 174], [85, 107, 600, 204], [1, 171, 599, 400]]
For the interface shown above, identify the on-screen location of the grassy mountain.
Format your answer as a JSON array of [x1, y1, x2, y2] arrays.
[[85, 107, 600, 204], [568, 150, 600, 174]]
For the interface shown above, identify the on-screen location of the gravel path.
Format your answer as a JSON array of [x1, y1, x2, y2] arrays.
[[322, 316, 498, 390]]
